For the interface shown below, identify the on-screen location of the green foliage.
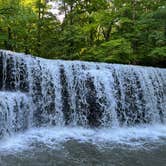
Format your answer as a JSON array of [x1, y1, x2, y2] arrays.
[[102, 38, 133, 63], [142, 47, 166, 67], [0, 0, 165, 67], [80, 38, 133, 64]]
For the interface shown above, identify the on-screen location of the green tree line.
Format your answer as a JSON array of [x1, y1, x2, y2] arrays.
[[0, 0, 165, 67]]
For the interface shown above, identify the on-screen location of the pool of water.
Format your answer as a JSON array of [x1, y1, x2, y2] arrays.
[[0, 125, 166, 166]]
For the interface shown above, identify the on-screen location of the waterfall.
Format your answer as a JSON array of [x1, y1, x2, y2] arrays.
[[0, 50, 166, 138]]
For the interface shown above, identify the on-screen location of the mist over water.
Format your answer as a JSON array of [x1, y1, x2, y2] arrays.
[[1, 125, 166, 152], [0, 50, 166, 165]]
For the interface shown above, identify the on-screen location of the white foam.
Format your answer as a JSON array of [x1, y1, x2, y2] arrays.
[[0, 124, 166, 153]]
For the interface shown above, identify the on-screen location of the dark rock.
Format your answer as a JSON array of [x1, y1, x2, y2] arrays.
[[60, 65, 71, 125]]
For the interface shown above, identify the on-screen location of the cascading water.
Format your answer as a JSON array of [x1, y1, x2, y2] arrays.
[[0, 50, 166, 139], [0, 92, 32, 139], [0, 50, 166, 165]]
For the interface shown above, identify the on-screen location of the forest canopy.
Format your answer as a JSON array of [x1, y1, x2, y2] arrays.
[[0, 0, 165, 67]]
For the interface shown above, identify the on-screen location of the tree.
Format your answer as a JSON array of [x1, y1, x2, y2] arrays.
[[0, 0, 165, 67]]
